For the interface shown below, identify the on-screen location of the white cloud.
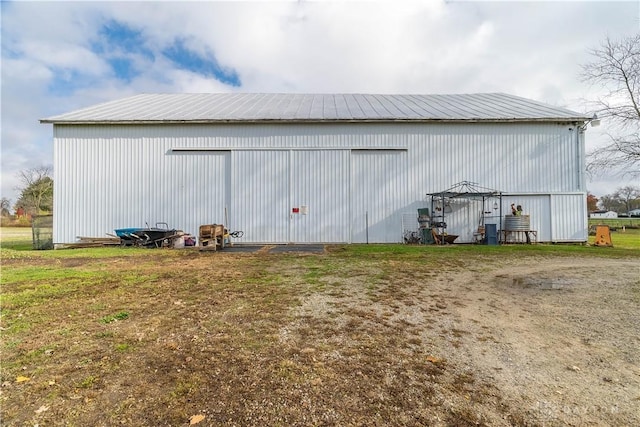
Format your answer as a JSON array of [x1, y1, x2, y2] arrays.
[[2, 57, 53, 83], [1, 0, 638, 204], [20, 41, 107, 74]]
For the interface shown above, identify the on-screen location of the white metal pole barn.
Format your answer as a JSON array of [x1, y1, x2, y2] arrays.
[[40, 93, 591, 246]]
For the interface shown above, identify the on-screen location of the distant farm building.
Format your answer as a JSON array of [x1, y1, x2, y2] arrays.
[[41, 93, 592, 246], [590, 210, 618, 219], [628, 209, 640, 217]]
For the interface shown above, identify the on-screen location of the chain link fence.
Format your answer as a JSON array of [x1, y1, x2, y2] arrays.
[[32, 214, 53, 250]]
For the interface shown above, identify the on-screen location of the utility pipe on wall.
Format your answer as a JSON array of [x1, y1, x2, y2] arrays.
[[366, 211, 369, 244]]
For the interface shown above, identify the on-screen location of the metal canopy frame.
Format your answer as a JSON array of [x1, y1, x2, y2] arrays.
[[426, 181, 504, 243]]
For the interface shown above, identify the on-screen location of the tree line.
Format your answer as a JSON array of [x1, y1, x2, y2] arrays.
[[0, 166, 53, 219], [588, 185, 640, 214]]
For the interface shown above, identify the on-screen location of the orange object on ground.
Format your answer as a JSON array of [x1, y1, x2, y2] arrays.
[[593, 225, 613, 247]]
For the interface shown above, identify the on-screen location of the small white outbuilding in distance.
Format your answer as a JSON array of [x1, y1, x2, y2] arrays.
[[590, 211, 618, 219]]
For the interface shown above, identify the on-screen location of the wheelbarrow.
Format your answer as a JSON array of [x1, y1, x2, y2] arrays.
[[115, 223, 179, 248]]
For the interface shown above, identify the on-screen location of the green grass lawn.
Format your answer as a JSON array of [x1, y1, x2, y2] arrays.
[[601, 227, 640, 249], [0, 227, 33, 250], [588, 217, 640, 229], [1, 225, 638, 426], [1, 226, 638, 255], [0, 227, 154, 258]]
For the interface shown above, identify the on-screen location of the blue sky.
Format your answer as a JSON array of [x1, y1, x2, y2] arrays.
[[1, 0, 639, 204], [90, 19, 241, 86]]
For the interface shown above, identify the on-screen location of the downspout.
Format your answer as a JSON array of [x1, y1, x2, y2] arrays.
[[52, 125, 59, 248], [499, 193, 503, 244], [577, 121, 588, 241], [577, 122, 586, 192]]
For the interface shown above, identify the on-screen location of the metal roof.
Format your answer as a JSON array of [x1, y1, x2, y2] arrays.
[[40, 93, 589, 124]]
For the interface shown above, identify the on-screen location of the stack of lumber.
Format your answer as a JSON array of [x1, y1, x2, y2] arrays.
[[61, 236, 122, 249]]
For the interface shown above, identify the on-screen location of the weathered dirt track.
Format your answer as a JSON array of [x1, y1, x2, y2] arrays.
[[284, 256, 640, 426], [2, 250, 639, 426]]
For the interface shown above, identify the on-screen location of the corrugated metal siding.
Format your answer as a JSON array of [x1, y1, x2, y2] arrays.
[[290, 150, 350, 243], [433, 198, 495, 244], [550, 194, 588, 242], [428, 198, 475, 244], [53, 130, 230, 242], [56, 122, 580, 194], [498, 195, 552, 241], [424, 195, 554, 243], [407, 123, 581, 196], [351, 150, 408, 243], [166, 151, 229, 234], [231, 151, 289, 243], [53, 122, 586, 244]]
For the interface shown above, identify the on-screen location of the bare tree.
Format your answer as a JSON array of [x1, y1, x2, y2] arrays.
[[614, 185, 640, 213], [597, 185, 640, 213], [0, 197, 11, 216], [15, 166, 53, 215], [597, 194, 620, 212], [582, 34, 640, 177]]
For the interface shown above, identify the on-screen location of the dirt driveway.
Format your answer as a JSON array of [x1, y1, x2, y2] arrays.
[[2, 248, 639, 426], [286, 256, 640, 426], [456, 259, 639, 425]]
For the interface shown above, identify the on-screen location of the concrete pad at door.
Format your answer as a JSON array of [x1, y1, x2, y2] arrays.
[[268, 245, 325, 254], [219, 245, 264, 253]]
